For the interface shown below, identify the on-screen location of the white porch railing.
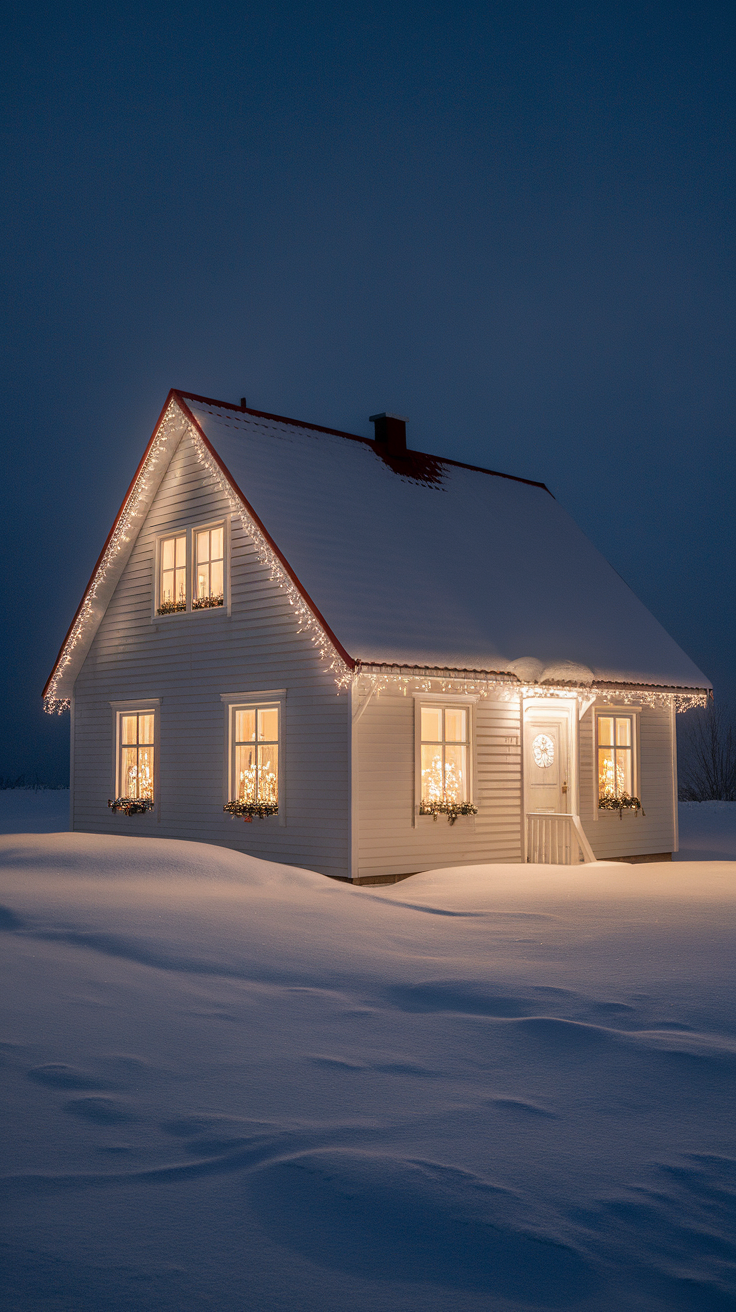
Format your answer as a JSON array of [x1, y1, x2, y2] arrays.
[[526, 812, 596, 864]]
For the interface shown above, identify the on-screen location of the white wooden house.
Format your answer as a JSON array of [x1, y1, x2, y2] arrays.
[[44, 391, 711, 880]]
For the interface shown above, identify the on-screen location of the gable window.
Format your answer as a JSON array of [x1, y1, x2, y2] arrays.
[[597, 713, 636, 805], [194, 525, 224, 609], [156, 522, 227, 616], [159, 534, 187, 613], [416, 701, 477, 821]]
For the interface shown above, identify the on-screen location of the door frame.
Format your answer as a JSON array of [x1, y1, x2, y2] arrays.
[[522, 697, 579, 857]]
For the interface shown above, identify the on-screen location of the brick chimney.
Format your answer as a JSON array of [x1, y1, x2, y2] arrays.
[[370, 412, 408, 458]]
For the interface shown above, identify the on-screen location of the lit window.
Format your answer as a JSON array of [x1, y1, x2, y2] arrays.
[[119, 712, 155, 801], [194, 526, 224, 609], [597, 714, 634, 802], [156, 523, 226, 616], [159, 534, 187, 614], [420, 705, 470, 808], [233, 705, 279, 807]]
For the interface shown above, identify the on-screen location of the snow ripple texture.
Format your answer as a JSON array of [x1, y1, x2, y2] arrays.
[[1, 817, 736, 1311]]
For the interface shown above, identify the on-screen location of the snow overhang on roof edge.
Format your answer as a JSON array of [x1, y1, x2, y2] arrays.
[[43, 390, 712, 715], [353, 664, 709, 712], [43, 393, 356, 712]]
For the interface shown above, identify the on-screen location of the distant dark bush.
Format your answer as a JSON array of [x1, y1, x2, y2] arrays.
[[678, 702, 736, 801], [0, 773, 68, 791]]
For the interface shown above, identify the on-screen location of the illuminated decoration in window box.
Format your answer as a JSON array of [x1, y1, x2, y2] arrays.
[[108, 797, 154, 816], [598, 791, 644, 818], [223, 800, 278, 822], [157, 599, 187, 615], [419, 800, 478, 825], [192, 593, 224, 610]]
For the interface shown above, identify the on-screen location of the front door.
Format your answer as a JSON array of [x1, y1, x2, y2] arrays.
[[524, 717, 569, 813]]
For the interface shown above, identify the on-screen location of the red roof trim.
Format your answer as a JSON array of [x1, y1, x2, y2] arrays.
[[177, 390, 551, 494], [173, 393, 356, 672], [43, 390, 180, 700]]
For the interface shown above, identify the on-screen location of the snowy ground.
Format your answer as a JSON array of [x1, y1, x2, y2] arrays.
[[0, 789, 69, 835], [1, 800, 735, 1310]]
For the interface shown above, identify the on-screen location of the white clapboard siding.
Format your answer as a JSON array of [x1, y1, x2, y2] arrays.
[[578, 704, 676, 858], [72, 431, 351, 877], [355, 689, 522, 879]]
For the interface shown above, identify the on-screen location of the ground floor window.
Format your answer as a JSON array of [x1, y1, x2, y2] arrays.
[[597, 712, 635, 804], [415, 701, 477, 821], [233, 705, 279, 805], [118, 710, 155, 801]]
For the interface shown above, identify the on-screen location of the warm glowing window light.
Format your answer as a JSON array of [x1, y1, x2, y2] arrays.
[[234, 706, 278, 806], [420, 705, 469, 806], [119, 712, 154, 800], [194, 525, 224, 608], [159, 534, 187, 612], [597, 714, 633, 800]]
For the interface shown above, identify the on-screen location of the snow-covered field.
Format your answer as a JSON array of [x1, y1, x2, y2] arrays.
[[1, 798, 735, 1310]]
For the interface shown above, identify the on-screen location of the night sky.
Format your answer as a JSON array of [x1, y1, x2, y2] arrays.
[[2, 2, 733, 785]]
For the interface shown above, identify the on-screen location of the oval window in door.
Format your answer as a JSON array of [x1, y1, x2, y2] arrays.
[[532, 733, 555, 769]]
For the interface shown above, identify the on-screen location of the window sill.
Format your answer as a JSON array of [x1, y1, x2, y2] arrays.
[[153, 604, 228, 623]]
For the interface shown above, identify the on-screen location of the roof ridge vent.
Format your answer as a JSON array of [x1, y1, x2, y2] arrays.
[[370, 412, 408, 458]]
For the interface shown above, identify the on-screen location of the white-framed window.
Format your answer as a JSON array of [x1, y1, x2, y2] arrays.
[[596, 710, 638, 806], [110, 700, 161, 809], [221, 690, 286, 823], [159, 533, 187, 613], [155, 520, 228, 617], [194, 524, 225, 609], [413, 695, 477, 820], [233, 705, 279, 805]]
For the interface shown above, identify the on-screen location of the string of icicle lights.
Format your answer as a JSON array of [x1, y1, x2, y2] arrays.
[[44, 400, 708, 715], [44, 401, 185, 713], [43, 401, 352, 713], [190, 427, 352, 688], [351, 669, 707, 714]]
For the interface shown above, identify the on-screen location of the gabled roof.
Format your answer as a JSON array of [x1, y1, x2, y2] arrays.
[[44, 389, 710, 705]]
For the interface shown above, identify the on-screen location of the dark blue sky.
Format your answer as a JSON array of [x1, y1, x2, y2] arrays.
[[2, 1, 733, 783]]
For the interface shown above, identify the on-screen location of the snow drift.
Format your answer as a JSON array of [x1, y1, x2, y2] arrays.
[[1, 827, 735, 1311]]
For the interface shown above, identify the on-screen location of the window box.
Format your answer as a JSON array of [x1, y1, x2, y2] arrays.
[[598, 792, 644, 817], [108, 797, 154, 816], [223, 800, 278, 823], [418, 800, 478, 825]]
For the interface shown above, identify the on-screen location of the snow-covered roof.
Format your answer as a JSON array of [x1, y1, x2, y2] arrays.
[[44, 390, 711, 704], [182, 394, 709, 691]]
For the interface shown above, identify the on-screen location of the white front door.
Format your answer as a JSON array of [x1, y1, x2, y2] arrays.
[[525, 717, 570, 813]]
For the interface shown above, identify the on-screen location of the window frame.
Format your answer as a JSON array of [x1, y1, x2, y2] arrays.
[[221, 689, 286, 826], [153, 518, 230, 619], [593, 706, 640, 819], [412, 692, 478, 825], [109, 698, 161, 819]]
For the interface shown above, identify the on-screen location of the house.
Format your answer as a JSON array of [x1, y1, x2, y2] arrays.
[[44, 390, 711, 881]]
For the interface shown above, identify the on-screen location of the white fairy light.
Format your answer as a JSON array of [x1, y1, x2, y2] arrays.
[[44, 400, 184, 713], [44, 400, 351, 714], [44, 399, 709, 718], [351, 666, 707, 714]]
